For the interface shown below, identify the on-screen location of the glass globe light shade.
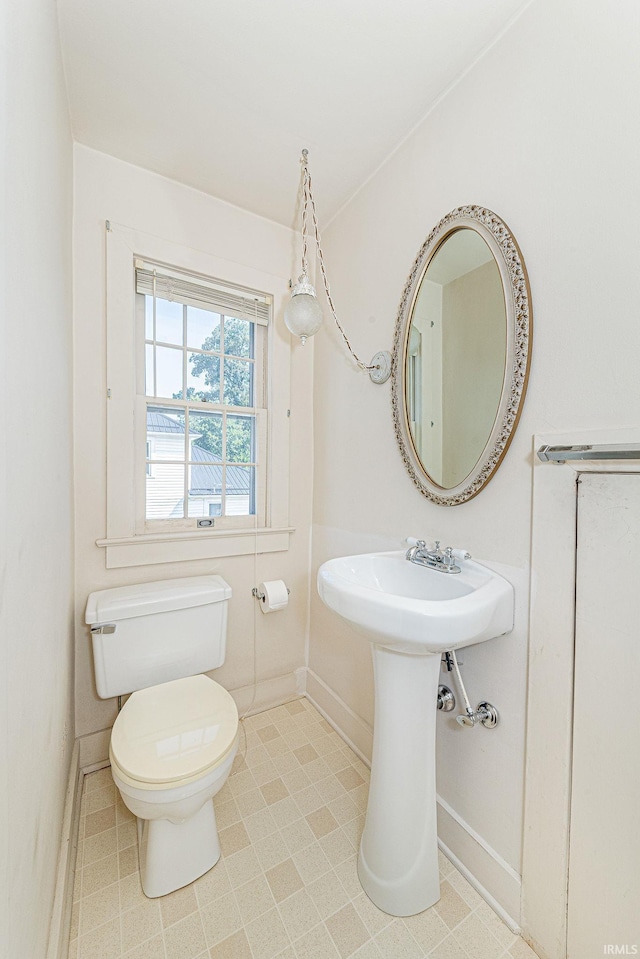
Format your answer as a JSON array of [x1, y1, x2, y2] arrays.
[[284, 274, 323, 344]]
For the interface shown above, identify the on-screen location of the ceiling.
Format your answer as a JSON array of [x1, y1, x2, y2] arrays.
[[58, 0, 530, 228]]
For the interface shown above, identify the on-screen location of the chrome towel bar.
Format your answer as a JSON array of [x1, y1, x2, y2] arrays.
[[537, 443, 640, 463]]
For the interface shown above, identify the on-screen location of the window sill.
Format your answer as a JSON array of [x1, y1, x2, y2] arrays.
[[96, 526, 294, 569]]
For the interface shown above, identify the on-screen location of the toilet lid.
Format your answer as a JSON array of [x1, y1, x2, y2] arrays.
[[111, 675, 238, 784]]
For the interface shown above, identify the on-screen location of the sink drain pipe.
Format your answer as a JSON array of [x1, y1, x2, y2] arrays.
[[447, 650, 499, 729]]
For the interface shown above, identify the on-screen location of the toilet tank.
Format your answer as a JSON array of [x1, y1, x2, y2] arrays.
[[85, 575, 232, 699]]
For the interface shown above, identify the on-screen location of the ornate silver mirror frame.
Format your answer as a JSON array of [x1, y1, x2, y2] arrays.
[[391, 205, 532, 506]]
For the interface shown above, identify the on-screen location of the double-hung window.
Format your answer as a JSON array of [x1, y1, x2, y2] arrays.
[[135, 260, 269, 532]]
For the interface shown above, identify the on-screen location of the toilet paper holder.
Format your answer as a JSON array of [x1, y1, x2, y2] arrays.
[[252, 585, 291, 601]]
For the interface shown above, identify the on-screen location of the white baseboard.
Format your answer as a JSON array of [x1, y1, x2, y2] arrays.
[[303, 668, 373, 764], [232, 669, 303, 718], [437, 794, 522, 926], [46, 741, 81, 959], [79, 728, 112, 767]]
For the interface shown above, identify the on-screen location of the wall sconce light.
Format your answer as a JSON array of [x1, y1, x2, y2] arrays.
[[284, 149, 391, 384]]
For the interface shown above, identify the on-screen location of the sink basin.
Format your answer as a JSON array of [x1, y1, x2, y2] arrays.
[[316, 549, 514, 917], [317, 550, 514, 653]]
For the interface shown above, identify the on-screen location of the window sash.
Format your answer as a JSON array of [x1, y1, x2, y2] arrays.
[[135, 279, 268, 533]]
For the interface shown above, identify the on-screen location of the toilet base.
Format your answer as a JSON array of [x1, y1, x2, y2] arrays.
[[138, 799, 221, 898]]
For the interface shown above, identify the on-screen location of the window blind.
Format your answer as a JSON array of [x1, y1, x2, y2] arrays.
[[135, 259, 270, 326]]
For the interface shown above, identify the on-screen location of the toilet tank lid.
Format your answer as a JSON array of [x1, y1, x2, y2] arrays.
[[85, 575, 232, 624]]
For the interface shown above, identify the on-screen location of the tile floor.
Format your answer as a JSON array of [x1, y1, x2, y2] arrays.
[[68, 698, 538, 959]]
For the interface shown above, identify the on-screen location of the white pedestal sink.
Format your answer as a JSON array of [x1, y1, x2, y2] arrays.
[[317, 550, 514, 917]]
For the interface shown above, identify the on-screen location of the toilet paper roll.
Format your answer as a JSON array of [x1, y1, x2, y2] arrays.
[[258, 580, 289, 614]]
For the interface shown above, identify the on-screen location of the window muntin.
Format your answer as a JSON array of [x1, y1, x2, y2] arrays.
[[139, 280, 266, 530]]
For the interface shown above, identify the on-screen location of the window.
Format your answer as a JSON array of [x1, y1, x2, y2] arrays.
[[136, 260, 268, 532], [103, 224, 292, 569]]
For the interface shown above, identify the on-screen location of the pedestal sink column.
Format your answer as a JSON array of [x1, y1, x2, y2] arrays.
[[358, 644, 441, 917]]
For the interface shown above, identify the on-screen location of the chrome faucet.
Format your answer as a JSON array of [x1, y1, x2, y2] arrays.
[[404, 538, 470, 574]]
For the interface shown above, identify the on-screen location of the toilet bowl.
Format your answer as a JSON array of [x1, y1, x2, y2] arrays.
[[109, 673, 239, 898]]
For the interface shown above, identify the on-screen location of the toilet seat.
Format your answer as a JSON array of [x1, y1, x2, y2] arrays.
[[111, 674, 238, 788]]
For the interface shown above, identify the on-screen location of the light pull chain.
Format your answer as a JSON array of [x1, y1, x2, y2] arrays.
[[301, 150, 375, 372]]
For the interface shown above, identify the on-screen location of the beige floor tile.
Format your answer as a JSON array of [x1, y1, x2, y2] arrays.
[[272, 753, 300, 776], [351, 893, 393, 937], [335, 767, 365, 793], [327, 794, 359, 826], [334, 856, 362, 900], [118, 844, 139, 880], [214, 798, 241, 830], [251, 759, 280, 786], [254, 831, 291, 872], [269, 796, 303, 829], [164, 910, 208, 959], [306, 870, 352, 921], [229, 769, 258, 797], [350, 784, 369, 814], [77, 916, 122, 959], [279, 887, 323, 941], [444, 871, 483, 910], [294, 744, 319, 765], [453, 913, 503, 959], [430, 933, 470, 959], [433, 880, 471, 931], [266, 737, 292, 758], [374, 919, 423, 959], [243, 744, 270, 768], [258, 724, 281, 743], [293, 784, 325, 817], [438, 850, 455, 879], [281, 818, 316, 856], [82, 853, 119, 897], [243, 805, 279, 843], [318, 829, 355, 868], [224, 845, 262, 889], [194, 860, 231, 908], [70, 900, 80, 941], [219, 821, 250, 857], [160, 883, 198, 928], [121, 899, 163, 953], [265, 858, 304, 903], [304, 759, 333, 784], [123, 934, 166, 958], [292, 841, 331, 884], [326, 903, 370, 958], [244, 906, 291, 959], [282, 767, 313, 796], [261, 778, 290, 805], [85, 805, 116, 839], [83, 826, 117, 866], [117, 820, 137, 851], [475, 901, 518, 950], [234, 873, 276, 924], [286, 700, 305, 715], [79, 881, 120, 937], [307, 806, 339, 839], [323, 751, 352, 774], [315, 776, 347, 804], [209, 928, 253, 959], [235, 787, 267, 818], [199, 891, 242, 949], [341, 816, 364, 848], [402, 906, 449, 953], [84, 785, 117, 815], [292, 922, 341, 959], [85, 768, 113, 793], [350, 942, 383, 959], [119, 874, 148, 913]]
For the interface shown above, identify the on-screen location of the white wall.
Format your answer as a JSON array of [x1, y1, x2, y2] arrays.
[[73, 146, 314, 742], [309, 0, 640, 926], [1, 1, 75, 955]]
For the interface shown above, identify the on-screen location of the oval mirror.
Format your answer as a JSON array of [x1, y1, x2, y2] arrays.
[[391, 206, 532, 505]]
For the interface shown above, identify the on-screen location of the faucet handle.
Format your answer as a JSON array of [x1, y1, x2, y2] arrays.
[[404, 537, 426, 548], [452, 548, 471, 561]]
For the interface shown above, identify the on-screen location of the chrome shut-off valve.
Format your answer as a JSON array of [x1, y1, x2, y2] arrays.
[[456, 702, 499, 729]]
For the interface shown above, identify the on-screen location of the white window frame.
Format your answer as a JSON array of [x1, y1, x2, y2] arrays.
[[135, 262, 268, 533], [99, 222, 293, 569]]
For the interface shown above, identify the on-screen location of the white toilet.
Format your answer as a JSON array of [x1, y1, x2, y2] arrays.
[[85, 575, 239, 898]]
